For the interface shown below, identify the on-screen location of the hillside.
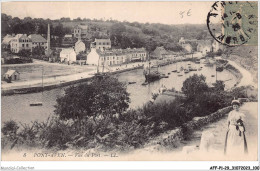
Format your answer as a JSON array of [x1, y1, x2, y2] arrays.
[[2, 13, 210, 52], [223, 45, 258, 84]]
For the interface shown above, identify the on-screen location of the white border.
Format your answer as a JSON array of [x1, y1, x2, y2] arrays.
[[1, 0, 259, 170]]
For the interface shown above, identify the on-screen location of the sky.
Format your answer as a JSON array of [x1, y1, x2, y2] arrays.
[[2, 1, 214, 25]]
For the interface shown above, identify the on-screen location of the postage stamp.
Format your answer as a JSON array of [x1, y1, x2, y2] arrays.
[[207, 1, 258, 46]]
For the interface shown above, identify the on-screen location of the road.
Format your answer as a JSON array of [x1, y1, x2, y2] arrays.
[[170, 102, 258, 160]]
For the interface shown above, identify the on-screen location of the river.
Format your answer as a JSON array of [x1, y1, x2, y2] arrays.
[[1, 60, 238, 125]]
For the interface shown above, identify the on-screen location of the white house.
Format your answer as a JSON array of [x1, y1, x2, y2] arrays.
[[60, 48, 76, 63], [10, 34, 32, 53], [2, 34, 15, 49], [74, 40, 86, 55], [197, 41, 212, 55], [3, 69, 20, 82], [93, 38, 111, 51], [182, 43, 193, 53], [87, 47, 100, 65], [28, 34, 47, 49]]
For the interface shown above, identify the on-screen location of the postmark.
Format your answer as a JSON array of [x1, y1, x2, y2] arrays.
[[207, 1, 258, 46]]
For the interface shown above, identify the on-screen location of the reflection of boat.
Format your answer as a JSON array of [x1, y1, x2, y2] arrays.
[[172, 70, 177, 72], [211, 75, 215, 77], [144, 71, 161, 82], [168, 73, 171, 75], [30, 102, 43, 106], [178, 74, 183, 77], [142, 82, 149, 86], [128, 82, 136, 84]]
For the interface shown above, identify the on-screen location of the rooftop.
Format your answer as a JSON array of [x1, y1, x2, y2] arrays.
[[5, 70, 19, 76], [28, 34, 47, 43], [95, 38, 111, 43], [96, 48, 146, 56], [60, 48, 76, 54]]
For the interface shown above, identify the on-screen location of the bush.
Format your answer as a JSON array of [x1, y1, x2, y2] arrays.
[[54, 76, 130, 120]]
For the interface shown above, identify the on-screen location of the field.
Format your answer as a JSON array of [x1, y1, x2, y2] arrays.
[[1, 61, 96, 83]]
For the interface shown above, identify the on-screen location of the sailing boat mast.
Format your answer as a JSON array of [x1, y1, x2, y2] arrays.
[[148, 52, 151, 74], [42, 65, 44, 94]]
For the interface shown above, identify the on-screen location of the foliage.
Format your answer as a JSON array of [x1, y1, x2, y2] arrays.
[[181, 74, 208, 99], [54, 76, 130, 120], [17, 49, 31, 57], [2, 73, 256, 151], [32, 46, 45, 56], [2, 121, 19, 136], [76, 52, 86, 60]]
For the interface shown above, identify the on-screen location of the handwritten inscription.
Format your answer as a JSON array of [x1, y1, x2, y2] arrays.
[[179, 9, 191, 18]]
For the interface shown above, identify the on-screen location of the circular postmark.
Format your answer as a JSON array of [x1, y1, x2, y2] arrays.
[[207, 1, 258, 46]]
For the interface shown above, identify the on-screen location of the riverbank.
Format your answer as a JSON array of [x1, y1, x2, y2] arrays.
[[1, 65, 144, 96], [1, 55, 196, 96]]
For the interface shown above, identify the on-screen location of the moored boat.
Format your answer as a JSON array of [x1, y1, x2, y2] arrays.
[[30, 102, 43, 106]]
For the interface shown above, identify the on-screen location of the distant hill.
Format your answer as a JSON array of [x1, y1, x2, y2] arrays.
[[2, 13, 212, 52]]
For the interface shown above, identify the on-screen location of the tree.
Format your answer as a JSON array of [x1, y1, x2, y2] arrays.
[[54, 76, 130, 120], [212, 80, 225, 92], [32, 46, 45, 56], [182, 74, 209, 99], [17, 49, 31, 57]]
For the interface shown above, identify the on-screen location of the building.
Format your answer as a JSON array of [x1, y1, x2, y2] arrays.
[[60, 48, 77, 63], [74, 39, 86, 55], [179, 37, 198, 45], [212, 40, 224, 52], [3, 69, 20, 82], [10, 34, 32, 53], [123, 48, 147, 61], [197, 40, 212, 55], [153, 47, 168, 59], [87, 47, 147, 66], [91, 38, 111, 51], [179, 37, 186, 44], [28, 34, 47, 49], [73, 25, 88, 39], [182, 43, 193, 53], [2, 34, 15, 50]]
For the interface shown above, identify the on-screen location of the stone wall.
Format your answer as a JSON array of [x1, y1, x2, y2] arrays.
[[142, 106, 233, 152]]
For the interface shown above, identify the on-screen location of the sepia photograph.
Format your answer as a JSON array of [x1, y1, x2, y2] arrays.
[[0, 0, 258, 166]]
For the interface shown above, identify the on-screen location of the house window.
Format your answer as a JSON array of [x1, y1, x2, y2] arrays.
[[103, 43, 105, 45], [117, 57, 119, 60], [107, 57, 109, 60], [22, 44, 24, 47], [26, 44, 29, 47], [107, 43, 109, 45], [99, 43, 101, 45]]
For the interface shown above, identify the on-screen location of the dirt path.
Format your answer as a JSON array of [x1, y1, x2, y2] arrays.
[[169, 102, 258, 160]]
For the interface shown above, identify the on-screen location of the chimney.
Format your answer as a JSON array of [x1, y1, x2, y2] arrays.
[[46, 24, 51, 57]]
